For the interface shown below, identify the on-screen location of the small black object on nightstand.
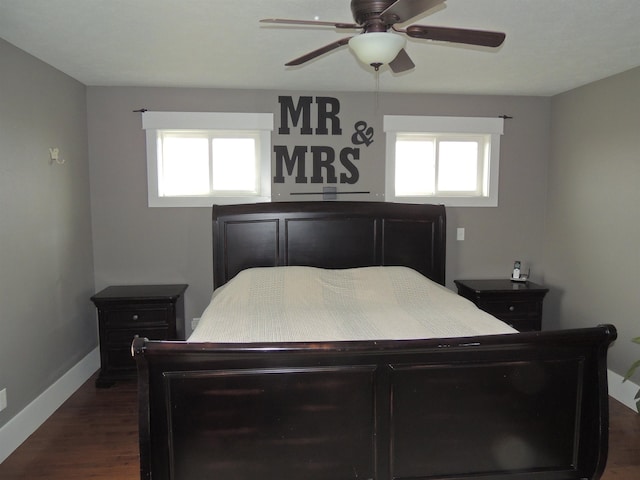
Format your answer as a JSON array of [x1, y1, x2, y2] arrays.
[[91, 284, 187, 388], [454, 279, 548, 332]]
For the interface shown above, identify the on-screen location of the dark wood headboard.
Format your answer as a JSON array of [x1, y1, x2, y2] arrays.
[[212, 201, 446, 289]]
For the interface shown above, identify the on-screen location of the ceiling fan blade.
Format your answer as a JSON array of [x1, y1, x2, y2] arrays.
[[389, 48, 415, 73], [285, 37, 353, 66], [406, 25, 505, 47], [380, 0, 445, 25], [260, 18, 359, 29]]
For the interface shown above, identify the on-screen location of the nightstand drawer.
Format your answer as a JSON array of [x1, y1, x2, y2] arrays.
[[478, 300, 540, 319], [104, 307, 169, 327], [105, 347, 136, 371], [504, 318, 541, 332], [106, 328, 168, 345]]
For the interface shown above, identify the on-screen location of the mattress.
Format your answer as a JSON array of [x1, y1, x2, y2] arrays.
[[188, 266, 517, 343]]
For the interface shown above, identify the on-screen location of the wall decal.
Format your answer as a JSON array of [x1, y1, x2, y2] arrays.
[[352, 121, 374, 147], [273, 95, 373, 193]]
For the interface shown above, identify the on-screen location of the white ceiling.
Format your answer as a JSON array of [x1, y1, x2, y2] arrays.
[[1, 0, 639, 96]]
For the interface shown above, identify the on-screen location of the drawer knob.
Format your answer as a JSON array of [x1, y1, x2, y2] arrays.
[[509, 306, 515, 312], [132, 314, 139, 320]]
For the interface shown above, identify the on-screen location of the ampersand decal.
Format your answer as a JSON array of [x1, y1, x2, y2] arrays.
[[351, 121, 374, 147]]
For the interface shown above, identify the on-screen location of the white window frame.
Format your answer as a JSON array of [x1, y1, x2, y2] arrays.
[[384, 115, 504, 207], [143, 111, 274, 207]]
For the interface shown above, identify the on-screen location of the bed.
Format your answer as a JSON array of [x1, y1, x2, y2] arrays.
[[133, 201, 616, 480]]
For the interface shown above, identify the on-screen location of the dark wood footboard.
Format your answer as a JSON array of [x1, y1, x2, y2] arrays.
[[133, 325, 616, 480]]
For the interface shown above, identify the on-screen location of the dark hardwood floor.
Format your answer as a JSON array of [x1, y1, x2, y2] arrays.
[[0, 372, 638, 479], [0, 374, 138, 479], [605, 396, 640, 479]]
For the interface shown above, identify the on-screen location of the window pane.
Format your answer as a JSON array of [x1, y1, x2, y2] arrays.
[[438, 141, 478, 192], [395, 138, 435, 195], [160, 136, 210, 196], [211, 138, 257, 192]]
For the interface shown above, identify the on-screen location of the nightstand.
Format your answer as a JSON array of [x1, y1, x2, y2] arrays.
[[91, 284, 187, 387], [453, 279, 548, 332]]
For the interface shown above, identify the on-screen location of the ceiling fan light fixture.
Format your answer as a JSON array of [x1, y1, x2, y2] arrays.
[[348, 32, 406, 68]]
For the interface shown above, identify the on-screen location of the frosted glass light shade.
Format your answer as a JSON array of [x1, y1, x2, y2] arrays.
[[348, 32, 406, 66]]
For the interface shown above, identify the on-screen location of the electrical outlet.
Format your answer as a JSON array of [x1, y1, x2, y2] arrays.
[[457, 227, 465, 241], [191, 318, 201, 330], [0, 388, 7, 412]]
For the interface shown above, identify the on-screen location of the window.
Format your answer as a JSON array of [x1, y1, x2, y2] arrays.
[[384, 116, 504, 207], [143, 112, 273, 207]]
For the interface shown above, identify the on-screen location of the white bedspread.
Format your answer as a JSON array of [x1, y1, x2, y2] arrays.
[[188, 266, 517, 343]]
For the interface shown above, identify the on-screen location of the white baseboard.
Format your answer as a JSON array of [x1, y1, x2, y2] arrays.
[[608, 368, 639, 413], [0, 347, 100, 464]]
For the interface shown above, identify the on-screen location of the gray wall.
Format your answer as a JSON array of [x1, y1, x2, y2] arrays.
[[546, 66, 640, 376], [87, 87, 550, 336], [2, 34, 635, 434], [0, 38, 95, 428]]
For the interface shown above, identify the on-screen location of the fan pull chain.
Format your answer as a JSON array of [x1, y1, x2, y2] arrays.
[[375, 67, 380, 109]]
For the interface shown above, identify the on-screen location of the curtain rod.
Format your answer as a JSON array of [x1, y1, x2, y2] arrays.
[[134, 107, 513, 119]]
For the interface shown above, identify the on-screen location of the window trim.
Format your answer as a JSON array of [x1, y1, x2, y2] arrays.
[[143, 111, 274, 207], [384, 115, 504, 207]]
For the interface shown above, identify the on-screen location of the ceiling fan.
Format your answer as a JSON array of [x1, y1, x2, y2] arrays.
[[261, 0, 505, 72]]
